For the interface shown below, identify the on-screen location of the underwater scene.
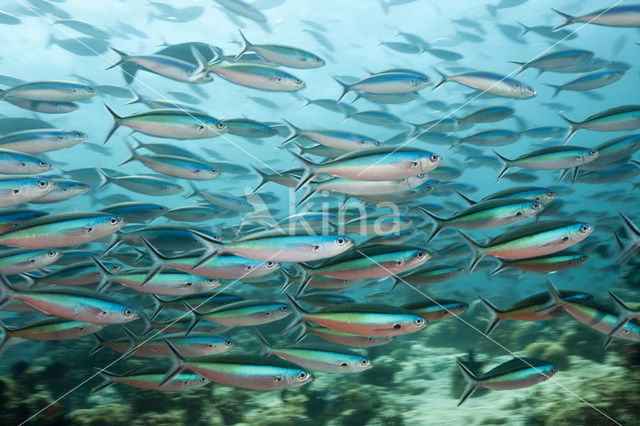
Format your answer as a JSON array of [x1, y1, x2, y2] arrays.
[[0, 0, 639, 424]]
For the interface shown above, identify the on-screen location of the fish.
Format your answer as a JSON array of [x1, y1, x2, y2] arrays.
[[0, 129, 87, 153], [561, 105, 640, 142], [92, 368, 209, 393], [458, 220, 593, 271], [256, 331, 372, 373], [213, 0, 267, 22], [103, 106, 228, 143], [160, 340, 313, 390], [479, 290, 593, 334], [396, 264, 465, 287], [460, 129, 520, 147], [420, 198, 543, 242], [0, 81, 97, 102], [335, 71, 430, 101], [433, 70, 535, 98], [121, 144, 219, 181], [97, 169, 184, 196], [236, 31, 324, 68], [0, 276, 139, 324], [553, 5, 640, 30], [494, 146, 599, 180], [0, 317, 105, 351], [456, 357, 557, 406], [285, 294, 428, 337], [546, 70, 625, 98], [31, 179, 90, 204], [0, 149, 50, 174], [100, 202, 168, 223], [0, 211, 126, 248], [108, 47, 211, 83], [458, 106, 514, 124], [490, 251, 588, 276], [0, 177, 57, 207], [510, 50, 595, 76], [283, 121, 381, 152], [208, 63, 305, 91]]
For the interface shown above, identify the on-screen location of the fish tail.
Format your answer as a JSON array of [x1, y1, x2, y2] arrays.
[[119, 141, 138, 167], [234, 30, 252, 61], [296, 185, 317, 207], [516, 22, 529, 37], [0, 273, 15, 308], [456, 230, 485, 273], [106, 47, 129, 70], [282, 293, 308, 335], [119, 325, 141, 360], [455, 190, 476, 206], [91, 368, 117, 393], [149, 294, 169, 321], [160, 339, 186, 386], [456, 357, 480, 406], [278, 266, 297, 294], [558, 113, 579, 143], [190, 230, 222, 269], [254, 330, 272, 355], [536, 279, 564, 314], [508, 61, 527, 76], [250, 166, 270, 193], [96, 168, 113, 191], [126, 89, 142, 105], [552, 8, 576, 31], [103, 104, 122, 144], [290, 151, 319, 191], [333, 77, 351, 102], [281, 119, 301, 146], [432, 68, 448, 90], [91, 256, 113, 292], [544, 83, 562, 99], [190, 45, 208, 76], [488, 259, 506, 277], [418, 207, 445, 243], [294, 269, 314, 298], [290, 323, 309, 344], [606, 291, 637, 344], [140, 237, 169, 284], [493, 150, 512, 181], [0, 321, 11, 352], [478, 296, 505, 335], [298, 96, 311, 110], [88, 333, 106, 356], [615, 211, 640, 265]]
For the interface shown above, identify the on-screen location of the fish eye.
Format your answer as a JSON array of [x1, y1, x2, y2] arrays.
[[336, 237, 346, 245], [281, 305, 288, 311], [275, 77, 283, 83], [87, 87, 95, 92], [622, 328, 630, 335], [294, 78, 302, 84], [589, 150, 598, 156], [417, 251, 425, 259], [216, 122, 225, 129], [404, 218, 411, 223], [532, 202, 542, 209], [266, 261, 275, 267], [298, 372, 307, 380], [360, 359, 369, 366], [124, 308, 134, 316], [578, 225, 590, 233], [409, 79, 416, 85], [57, 136, 64, 141], [547, 191, 556, 197], [38, 161, 48, 167], [37, 180, 48, 188], [74, 132, 83, 138], [47, 250, 56, 257], [72, 88, 78, 93], [19, 162, 26, 167], [395, 260, 403, 266], [415, 317, 424, 326], [430, 154, 439, 162], [185, 282, 193, 287], [109, 217, 119, 225], [207, 278, 216, 284], [224, 339, 232, 346], [199, 377, 207, 382]]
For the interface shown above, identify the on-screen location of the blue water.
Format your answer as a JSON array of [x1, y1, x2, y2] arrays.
[[0, 0, 639, 424]]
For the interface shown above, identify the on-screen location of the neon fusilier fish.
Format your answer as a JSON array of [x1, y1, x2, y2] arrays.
[[298, 292, 356, 308], [0, 317, 106, 351], [294, 246, 431, 295], [127, 90, 204, 113], [561, 105, 640, 142], [0, 276, 139, 324], [520, 126, 568, 140], [344, 110, 404, 127], [546, 70, 625, 98], [420, 198, 543, 242], [456, 357, 557, 406], [553, 5, 640, 30], [100, 202, 168, 223], [186, 299, 291, 331], [224, 118, 279, 138], [478, 290, 593, 335], [342, 215, 417, 235], [282, 120, 381, 151], [236, 31, 324, 68], [97, 169, 184, 196], [510, 49, 594, 76], [394, 264, 465, 288], [458, 220, 593, 272], [433, 70, 535, 98], [0, 177, 56, 207], [465, 186, 557, 205], [489, 251, 588, 276], [103, 106, 228, 143], [255, 331, 372, 373], [615, 211, 640, 264], [494, 146, 599, 180], [92, 369, 209, 393], [0, 149, 50, 174], [0, 211, 126, 248], [25, 261, 121, 286], [120, 144, 220, 180], [588, 135, 640, 166], [0, 90, 79, 114], [292, 147, 442, 189], [285, 294, 428, 337], [335, 71, 430, 102], [0, 129, 86, 153], [403, 299, 469, 321], [160, 340, 313, 390], [458, 106, 514, 124], [30, 179, 90, 203], [108, 46, 211, 83], [0, 248, 60, 275], [293, 324, 394, 347], [460, 129, 520, 146], [207, 63, 305, 91], [163, 205, 221, 222], [0, 80, 97, 102], [577, 161, 640, 184]]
